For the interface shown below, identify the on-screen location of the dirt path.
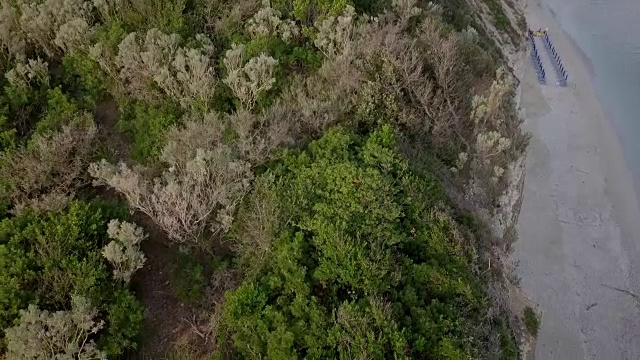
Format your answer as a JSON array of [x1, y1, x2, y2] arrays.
[[514, 0, 640, 358]]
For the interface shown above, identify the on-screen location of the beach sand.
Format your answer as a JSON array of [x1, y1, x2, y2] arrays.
[[514, 0, 640, 358]]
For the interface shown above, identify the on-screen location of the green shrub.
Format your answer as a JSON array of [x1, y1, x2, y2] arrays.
[[0, 202, 114, 307], [34, 87, 81, 135], [118, 100, 182, 163], [229, 173, 284, 277], [352, 0, 389, 15], [356, 57, 401, 126], [431, 0, 474, 31], [0, 110, 16, 152], [226, 36, 323, 111], [458, 39, 497, 80], [485, 0, 510, 30], [243, 35, 323, 71], [100, 289, 146, 356], [118, 0, 190, 36], [483, 0, 519, 45], [60, 54, 109, 107], [1, 80, 49, 137], [222, 125, 512, 358], [95, 19, 129, 52], [271, 0, 348, 22], [0, 200, 143, 354], [497, 318, 518, 359], [523, 306, 539, 337]]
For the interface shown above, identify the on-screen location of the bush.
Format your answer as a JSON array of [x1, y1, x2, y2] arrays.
[[0, 200, 143, 354], [61, 53, 109, 106], [95, 0, 190, 36], [1, 60, 51, 137], [228, 173, 284, 276], [223, 44, 278, 110], [100, 289, 145, 356], [89, 118, 254, 245], [222, 126, 515, 358], [16, 0, 93, 58], [485, 0, 512, 32], [272, 0, 348, 23], [0, 119, 96, 214], [0, 109, 16, 153], [91, 28, 217, 110], [4, 296, 106, 360], [34, 87, 81, 135], [523, 306, 539, 337], [117, 100, 181, 162], [103, 219, 147, 284]]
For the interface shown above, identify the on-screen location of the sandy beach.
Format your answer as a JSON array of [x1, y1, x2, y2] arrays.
[[514, 0, 640, 358]]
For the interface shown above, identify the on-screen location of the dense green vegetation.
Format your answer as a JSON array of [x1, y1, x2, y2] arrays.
[[0, 0, 529, 358], [523, 306, 540, 337], [223, 126, 504, 358], [0, 201, 143, 356]]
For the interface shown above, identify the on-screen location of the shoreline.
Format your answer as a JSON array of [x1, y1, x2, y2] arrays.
[[514, 0, 640, 358]]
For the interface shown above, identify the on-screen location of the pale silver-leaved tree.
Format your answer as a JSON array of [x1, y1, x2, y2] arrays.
[[100, 29, 216, 109], [247, 0, 299, 43], [154, 34, 217, 110], [4, 296, 106, 360], [89, 128, 253, 246], [54, 17, 94, 54], [4, 58, 50, 90], [223, 44, 278, 110], [0, 2, 26, 61], [314, 5, 357, 58], [114, 28, 181, 98], [247, 1, 281, 37], [447, 67, 528, 227], [103, 219, 147, 283], [464, 67, 520, 183], [18, 0, 94, 57]]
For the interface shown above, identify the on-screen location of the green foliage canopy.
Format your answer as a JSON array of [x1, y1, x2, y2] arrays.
[[0, 201, 143, 355], [223, 126, 500, 359]]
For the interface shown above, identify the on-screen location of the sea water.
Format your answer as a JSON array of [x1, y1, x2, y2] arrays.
[[542, 0, 640, 195]]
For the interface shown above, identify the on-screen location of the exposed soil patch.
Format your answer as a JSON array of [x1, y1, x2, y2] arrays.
[[130, 215, 191, 358], [94, 98, 118, 130], [94, 98, 132, 161], [127, 213, 242, 358]]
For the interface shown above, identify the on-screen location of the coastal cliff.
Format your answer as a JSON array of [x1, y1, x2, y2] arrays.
[[0, 0, 538, 357], [452, 0, 539, 357]]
